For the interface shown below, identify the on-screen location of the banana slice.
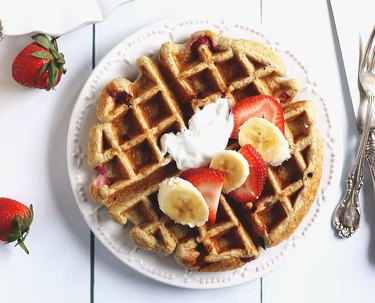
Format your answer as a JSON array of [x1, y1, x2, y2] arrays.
[[238, 117, 290, 166], [158, 177, 209, 227], [210, 150, 249, 193]]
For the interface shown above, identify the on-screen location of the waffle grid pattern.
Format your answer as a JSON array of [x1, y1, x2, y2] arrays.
[[88, 57, 185, 224], [251, 101, 322, 247], [87, 31, 322, 271], [159, 30, 299, 112]]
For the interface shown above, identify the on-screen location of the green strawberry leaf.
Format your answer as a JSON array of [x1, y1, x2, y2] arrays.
[[38, 62, 50, 77], [24, 205, 34, 228], [0, 230, 16, 239], [56, 54, 66, 65], [31, 51, 53, 60], [12, 215, 23, 231], [31, 34, 52, 50], [50, 48, 60, 60], [47, 62, 59, 91], [26, 205, 34, 227]]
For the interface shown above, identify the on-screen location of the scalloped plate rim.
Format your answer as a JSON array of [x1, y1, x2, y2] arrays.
[[67, 15, 343, 289]]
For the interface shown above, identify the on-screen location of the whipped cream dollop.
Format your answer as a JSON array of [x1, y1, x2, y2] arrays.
[[161, 98, 234, 170]]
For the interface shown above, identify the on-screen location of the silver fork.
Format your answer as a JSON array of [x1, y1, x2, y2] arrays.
[[0, 20, 4, 42], [333, 26, 375, 238]]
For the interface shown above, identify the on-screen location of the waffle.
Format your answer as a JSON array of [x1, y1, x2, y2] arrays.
[[250, 101, 323, 247], [87, 30, 323, 272], [158, 30, 299, 113]]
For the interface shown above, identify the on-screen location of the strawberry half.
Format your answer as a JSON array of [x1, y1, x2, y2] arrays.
[[180, 167, 225, 225], [229, 144, 267, 203], [230, 95, 284, 139]]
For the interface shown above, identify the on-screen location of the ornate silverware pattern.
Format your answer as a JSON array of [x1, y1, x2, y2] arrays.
[[333, 26, 375, 238], [366, 130, 375, 189]]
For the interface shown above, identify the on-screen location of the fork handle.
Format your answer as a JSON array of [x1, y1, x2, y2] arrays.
[[0, 20, 3, 42], [366, 129, 375, 194], [333, 97, 374, 237]]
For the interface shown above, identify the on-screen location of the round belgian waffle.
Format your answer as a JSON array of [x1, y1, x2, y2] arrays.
[[87, 30, 323, 272]]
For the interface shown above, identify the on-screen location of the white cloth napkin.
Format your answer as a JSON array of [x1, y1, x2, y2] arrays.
[[330, 0, 374, 127], [0, 0, 131, 36]]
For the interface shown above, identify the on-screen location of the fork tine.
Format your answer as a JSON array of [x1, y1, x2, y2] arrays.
[[369, 27, 375, 71], [0, 20, 3, 42], [361, 26, 375, 71]]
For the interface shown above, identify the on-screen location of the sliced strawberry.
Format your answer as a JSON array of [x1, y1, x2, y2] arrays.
[[95, 164, 111, 185], [109, 90, 132, 106], [180, 167, 225, 225], [188, 36, 215, 56], [95, 164, 107, 176], [229, 144, 267, 203], [230, 95, 284, 138], [95, 175, 110, 186]]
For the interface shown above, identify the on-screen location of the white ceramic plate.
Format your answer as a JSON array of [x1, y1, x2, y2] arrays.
[[67, 16, 341, 289], [0, 0, 132, 36]]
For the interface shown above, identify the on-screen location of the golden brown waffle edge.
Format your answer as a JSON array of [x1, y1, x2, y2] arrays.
[[87, 30, 323, 272]]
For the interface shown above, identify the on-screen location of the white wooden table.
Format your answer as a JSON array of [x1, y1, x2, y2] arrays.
[[0, 0, 374, 302]]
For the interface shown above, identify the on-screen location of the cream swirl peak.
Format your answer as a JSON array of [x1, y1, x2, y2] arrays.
[[161, 98, 234, 171]]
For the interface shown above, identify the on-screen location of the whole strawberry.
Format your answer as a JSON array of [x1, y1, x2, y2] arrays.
[[0, 198, 33, 254], [12, 34, 66, 90]]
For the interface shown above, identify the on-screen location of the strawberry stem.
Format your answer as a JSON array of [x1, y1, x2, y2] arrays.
[[51, 36, 59, 51], [17, 237, 29, 254]]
